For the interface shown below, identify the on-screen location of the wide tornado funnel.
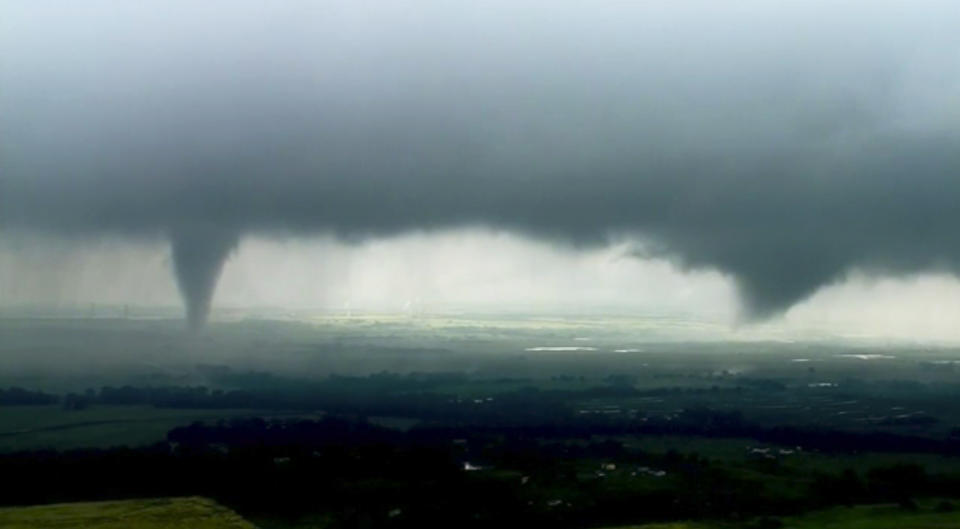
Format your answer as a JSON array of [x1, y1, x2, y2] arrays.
[[170, 226, 237, 332]]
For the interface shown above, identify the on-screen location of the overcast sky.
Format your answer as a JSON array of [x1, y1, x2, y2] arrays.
[[2, 1, 960, 335]]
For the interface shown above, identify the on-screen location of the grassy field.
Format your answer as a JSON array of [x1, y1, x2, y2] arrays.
[[0, 405, 287, 452], [614, 500, 960, 528], [0, 497, 257, 529], [612, 434, 960, 475]]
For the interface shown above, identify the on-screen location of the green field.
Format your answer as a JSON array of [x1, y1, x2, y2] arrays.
[[617, 501, 960, 529], [0, 405, 293, 452], [611, 434, 960, 476], [0, 497, 257, 529]]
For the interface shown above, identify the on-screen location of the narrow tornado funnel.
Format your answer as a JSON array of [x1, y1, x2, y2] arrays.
[[170, 226, 237, 332]]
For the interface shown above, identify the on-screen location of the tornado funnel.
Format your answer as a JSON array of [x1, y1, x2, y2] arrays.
[[170, 227, 237, 332]]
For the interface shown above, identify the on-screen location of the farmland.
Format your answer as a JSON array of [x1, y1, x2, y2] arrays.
[[4, 316, 960, 527]]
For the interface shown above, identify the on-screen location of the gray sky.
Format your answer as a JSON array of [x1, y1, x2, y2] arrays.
[[2, 1, 960, 328]]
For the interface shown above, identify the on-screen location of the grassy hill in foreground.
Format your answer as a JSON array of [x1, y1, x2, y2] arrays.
[[0, 497, 257, 529], [616, 500, 960, 529]]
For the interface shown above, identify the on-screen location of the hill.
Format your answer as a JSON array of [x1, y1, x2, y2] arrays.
[[0, 497, 257, 529]]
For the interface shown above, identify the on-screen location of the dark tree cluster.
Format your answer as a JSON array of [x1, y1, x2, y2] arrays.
[[0, 387, 59, 406]]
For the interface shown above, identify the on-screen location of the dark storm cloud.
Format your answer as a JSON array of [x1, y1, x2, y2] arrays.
[[2, 0, 959, 320]]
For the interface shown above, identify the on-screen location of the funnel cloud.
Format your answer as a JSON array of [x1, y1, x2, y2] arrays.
[[3, 1, 960, 325], [170, 227, 237, 331]]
